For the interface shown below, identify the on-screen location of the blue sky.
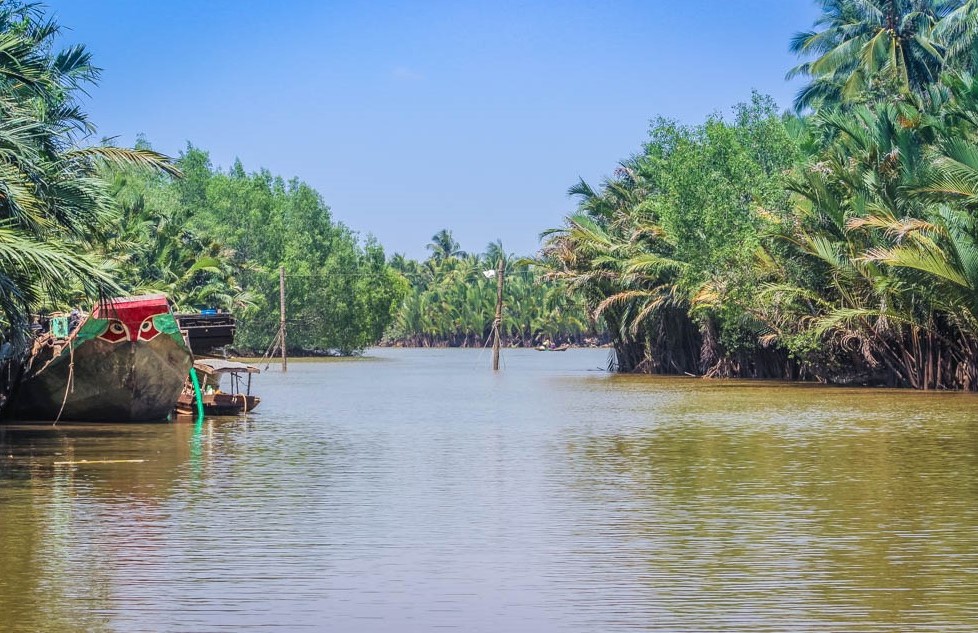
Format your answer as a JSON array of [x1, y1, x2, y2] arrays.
[[47, 1, 820, 259]]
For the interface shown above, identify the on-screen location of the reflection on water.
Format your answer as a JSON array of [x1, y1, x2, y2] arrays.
[[2, 349, 978, 632]]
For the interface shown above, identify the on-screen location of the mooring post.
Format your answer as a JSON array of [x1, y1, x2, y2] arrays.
[[279, 266, 287, 373], [492, 258, 504, 371]]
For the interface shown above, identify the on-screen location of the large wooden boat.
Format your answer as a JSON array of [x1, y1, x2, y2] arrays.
[[176, 359, 260, 417], [10, 295, 193, 422]]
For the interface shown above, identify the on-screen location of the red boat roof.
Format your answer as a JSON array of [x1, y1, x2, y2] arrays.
[[92, 294, 171, 318]]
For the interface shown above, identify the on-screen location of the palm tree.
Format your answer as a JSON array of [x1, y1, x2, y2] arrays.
[[483, 239, 507, 268], [100, 164, 254, 313], [767, 92, 978, 388], [936, 0, 978, 71], [0, 3, 178, 349], [387, 239, 593, 348], [788, 0, 956, 110], [426, 229, 464, 262]]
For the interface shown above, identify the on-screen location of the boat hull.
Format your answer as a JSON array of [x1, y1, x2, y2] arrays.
[[175, 392, 260, 417], [11, 301, 193, 423]]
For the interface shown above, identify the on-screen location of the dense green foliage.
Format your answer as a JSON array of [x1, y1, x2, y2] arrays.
[[102, 146, 407, 354], [787, 0, 957, 109], [0, 2, 405, 361], [11, 0, 978, 394], [541, 95, 800, 375], [0, 3, 176, 349], [386, 231, 594, 347], [544, 0, 978, 389]]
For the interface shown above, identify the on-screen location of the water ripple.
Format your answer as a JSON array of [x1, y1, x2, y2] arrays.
[[2, 349, 978, 631]]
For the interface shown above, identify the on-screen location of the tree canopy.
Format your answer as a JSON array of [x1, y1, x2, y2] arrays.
[[101, 145, 408, 355], [0, 1, 406, 364], [386, 231, 596, 348], [0, 2, 176, 350], [544, 2, 978, 389]]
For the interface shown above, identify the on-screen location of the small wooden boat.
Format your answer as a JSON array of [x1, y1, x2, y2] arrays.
[[10, 295, 193, 422], [535, 344, 570, 352], [176, 359, 260, 417]]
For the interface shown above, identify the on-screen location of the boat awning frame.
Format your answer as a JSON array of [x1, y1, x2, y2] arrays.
[[193, 359, 261, 375]]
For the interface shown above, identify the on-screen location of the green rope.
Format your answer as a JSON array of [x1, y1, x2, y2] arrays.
[[188, 367, 204, 425]]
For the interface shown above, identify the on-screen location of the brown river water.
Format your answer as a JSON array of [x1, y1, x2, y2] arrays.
[[1, 348, 978, 632]]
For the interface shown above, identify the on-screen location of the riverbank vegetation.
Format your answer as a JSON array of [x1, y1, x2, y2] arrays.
[[9, 0, 978, 393], [102, 146, 407, 354], [542, 0, 978, 389], [0, 3, 177, 349], [0, 2, 406, 363], [384, 230, 596, 347]]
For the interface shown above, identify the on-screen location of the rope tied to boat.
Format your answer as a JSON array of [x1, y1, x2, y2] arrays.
[[53, 341, 75, 426]]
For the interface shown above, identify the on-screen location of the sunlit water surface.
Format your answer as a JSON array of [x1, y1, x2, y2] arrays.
[[2, 348, 978, 632]]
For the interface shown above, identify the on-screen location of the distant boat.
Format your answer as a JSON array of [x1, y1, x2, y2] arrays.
[[176, 358, 261, 417], [535, 344, 570, 352], [10, 295, 193, 422]]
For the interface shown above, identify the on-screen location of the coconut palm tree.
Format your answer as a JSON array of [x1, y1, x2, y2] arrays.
[[0, 3, 177, 350], [936, 0, 978, 71], [788, 0, 957, 110], [483, 239, 507, 268], [426, 229, 464, 262], [387, 239, 593, 348]]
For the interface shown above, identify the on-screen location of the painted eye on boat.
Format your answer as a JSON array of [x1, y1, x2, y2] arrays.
[[110, 322, 125, 334], [141, 320, 153, 332]]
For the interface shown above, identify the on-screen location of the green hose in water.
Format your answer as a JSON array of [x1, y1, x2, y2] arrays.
[[189, 367, 204, 425]]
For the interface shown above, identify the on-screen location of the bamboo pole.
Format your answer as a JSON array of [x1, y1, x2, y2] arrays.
[[492, 258, 504, 371], [280, 266, 288, 373]]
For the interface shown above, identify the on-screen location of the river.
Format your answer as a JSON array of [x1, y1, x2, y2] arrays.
[[1, 348, 977, 632]]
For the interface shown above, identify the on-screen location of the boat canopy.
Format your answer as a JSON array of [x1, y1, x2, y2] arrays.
[[92, 294, 169, 318], [193, 359, 260, 375]]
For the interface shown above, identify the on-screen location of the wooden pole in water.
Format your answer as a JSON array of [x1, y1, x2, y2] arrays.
[[492, 258, 504, 371], [279, 266, 288, 373]]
